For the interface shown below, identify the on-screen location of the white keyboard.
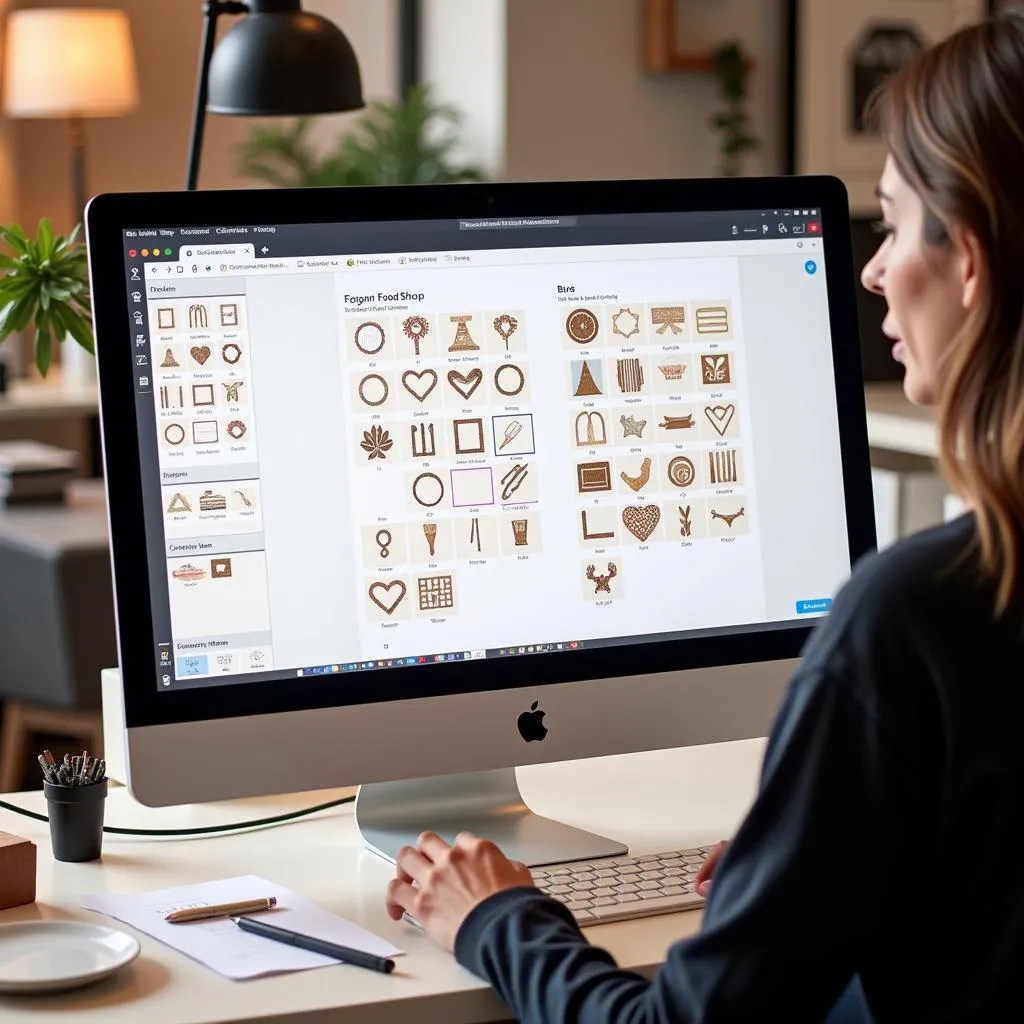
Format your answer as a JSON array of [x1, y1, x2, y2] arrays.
[[531, 847, 712, 925]]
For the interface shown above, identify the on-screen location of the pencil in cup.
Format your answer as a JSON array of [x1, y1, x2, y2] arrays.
[[165, 896, 278, 923]]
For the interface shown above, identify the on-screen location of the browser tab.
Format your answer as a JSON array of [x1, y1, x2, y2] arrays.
[[178, 243, 255, 260]]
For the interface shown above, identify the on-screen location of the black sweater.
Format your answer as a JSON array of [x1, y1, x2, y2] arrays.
[[454, 516, 1024, 1022]]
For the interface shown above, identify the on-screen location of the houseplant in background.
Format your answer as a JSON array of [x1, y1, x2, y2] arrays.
[[235, 84, 485, 187], [0, 219, 93, 378], [709, 42, 759, 177]]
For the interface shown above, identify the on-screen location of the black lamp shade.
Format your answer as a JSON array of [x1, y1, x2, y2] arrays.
[[207, 9, 364, 116]]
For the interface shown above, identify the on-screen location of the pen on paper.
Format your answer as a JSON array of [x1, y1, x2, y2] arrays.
[[165, 896, 278, 923], [232, 916, 396, 974]]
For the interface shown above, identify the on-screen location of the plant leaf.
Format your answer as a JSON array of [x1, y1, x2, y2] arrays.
[[35, 322, 52, 377], [37, 218, 54, 260], [52, 302, 95, 354]]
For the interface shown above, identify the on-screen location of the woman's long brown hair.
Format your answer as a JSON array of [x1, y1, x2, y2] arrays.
[[877, 10, 1024, 614]]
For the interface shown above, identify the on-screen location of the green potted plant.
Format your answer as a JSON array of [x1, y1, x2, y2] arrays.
[[236, 84, 485, 187], [709, 42, 759, 177], [0, 219, 93, 377]]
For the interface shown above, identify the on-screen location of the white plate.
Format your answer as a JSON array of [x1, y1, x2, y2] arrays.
[[0, 921, 140, 994]]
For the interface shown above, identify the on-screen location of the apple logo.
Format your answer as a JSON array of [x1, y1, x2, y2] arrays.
[[517, 701, 548, 742]]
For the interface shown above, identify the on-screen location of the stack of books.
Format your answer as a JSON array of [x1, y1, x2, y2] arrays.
[[0, 441, 80, 505]]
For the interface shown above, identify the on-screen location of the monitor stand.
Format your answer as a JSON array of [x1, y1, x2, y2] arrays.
[[355, 767, 627, 867]]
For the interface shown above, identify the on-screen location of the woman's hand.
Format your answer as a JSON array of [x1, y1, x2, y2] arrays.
[[695, 840, 729, 897], [385, 831, 535, 951]]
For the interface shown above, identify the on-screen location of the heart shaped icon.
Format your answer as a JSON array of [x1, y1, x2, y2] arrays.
[[622, 504, 661, 542], [190, 345, 211, 366], [447, 368, 483, 401], [402, 369, 438, 403], [704, 403, 736, 437], [368, 580, 407, 615]]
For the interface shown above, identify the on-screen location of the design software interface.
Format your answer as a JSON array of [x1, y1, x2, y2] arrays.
[[120, 210, 850, 690]]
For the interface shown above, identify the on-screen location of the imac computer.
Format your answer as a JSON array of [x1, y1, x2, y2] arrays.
[[87, 176, 874, 866]]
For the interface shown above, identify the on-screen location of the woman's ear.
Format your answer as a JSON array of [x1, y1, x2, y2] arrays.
[[952, 223, 987, 310]]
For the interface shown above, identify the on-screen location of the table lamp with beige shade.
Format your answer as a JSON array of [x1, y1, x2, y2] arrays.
[[2, 7, 139, 221]]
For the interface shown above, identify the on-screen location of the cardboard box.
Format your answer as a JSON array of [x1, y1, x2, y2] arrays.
[[0, 832, 36, 910]]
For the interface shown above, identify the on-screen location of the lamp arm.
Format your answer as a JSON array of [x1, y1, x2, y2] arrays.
[[185, 0, 249, 190]]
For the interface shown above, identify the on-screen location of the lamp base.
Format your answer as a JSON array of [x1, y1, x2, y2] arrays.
[[69, 116, 86, 223]]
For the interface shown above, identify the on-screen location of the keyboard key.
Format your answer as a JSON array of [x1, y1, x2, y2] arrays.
[[586, 891, 705, 922], [545, 846, 711, 926]]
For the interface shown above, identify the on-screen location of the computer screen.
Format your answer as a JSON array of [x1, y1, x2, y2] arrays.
[[116, 204, 850, 692]]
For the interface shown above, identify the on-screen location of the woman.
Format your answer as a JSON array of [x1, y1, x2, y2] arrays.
[[385, 11, 1024, 1020]]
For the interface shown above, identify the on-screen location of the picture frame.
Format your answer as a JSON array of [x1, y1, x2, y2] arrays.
[[786, 0, 994, 215]]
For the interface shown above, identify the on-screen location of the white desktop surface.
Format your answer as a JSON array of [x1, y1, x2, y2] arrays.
[[0, 740, 765, 1023]]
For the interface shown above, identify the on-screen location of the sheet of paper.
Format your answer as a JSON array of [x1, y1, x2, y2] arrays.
[[81, 875, 403, 980]]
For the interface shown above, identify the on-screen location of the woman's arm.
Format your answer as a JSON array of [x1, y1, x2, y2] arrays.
[[391, 665, 931, 1023]]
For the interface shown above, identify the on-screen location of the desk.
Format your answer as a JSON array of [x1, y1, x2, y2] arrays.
[[0, 376, 99, 424], [863, 382, 938, 459], [0, 375, 100, 476], [0, 740, 764, 1023]]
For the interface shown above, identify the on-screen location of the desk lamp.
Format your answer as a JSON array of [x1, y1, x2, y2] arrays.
[[186, 0, 364, 190], [2, 8, 139, 220]]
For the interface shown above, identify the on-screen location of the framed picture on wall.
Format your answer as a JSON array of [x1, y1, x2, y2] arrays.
[[786, 0, 994, 215]]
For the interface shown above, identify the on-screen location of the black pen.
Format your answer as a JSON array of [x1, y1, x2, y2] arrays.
[[232, 916, 396, 974]]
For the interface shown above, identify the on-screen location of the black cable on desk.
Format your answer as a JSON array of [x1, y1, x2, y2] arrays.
[[0, 794, 354, 837]]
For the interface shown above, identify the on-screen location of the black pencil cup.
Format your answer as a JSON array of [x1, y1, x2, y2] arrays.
[[44, 780, 107, 862]]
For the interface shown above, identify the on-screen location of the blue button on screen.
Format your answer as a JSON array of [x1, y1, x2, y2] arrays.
[[804, 260, 818, 276], [796, 598, 833, 615], [177, 654, 209, 676]]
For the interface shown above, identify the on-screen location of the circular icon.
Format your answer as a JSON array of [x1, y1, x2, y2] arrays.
[[221, 343, 242, 365], [354, 320, 386, 355], [493, 363, 526, 397], [667, 456, 696, 489], [164, 423, 186, 446], [227, 420, 247, 440], [804, 260, 817, 275], [566, 308, 599, 344], [376, 529, 392, 559], [412, 472, 445, 508], [358, 373, 389, 407]]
